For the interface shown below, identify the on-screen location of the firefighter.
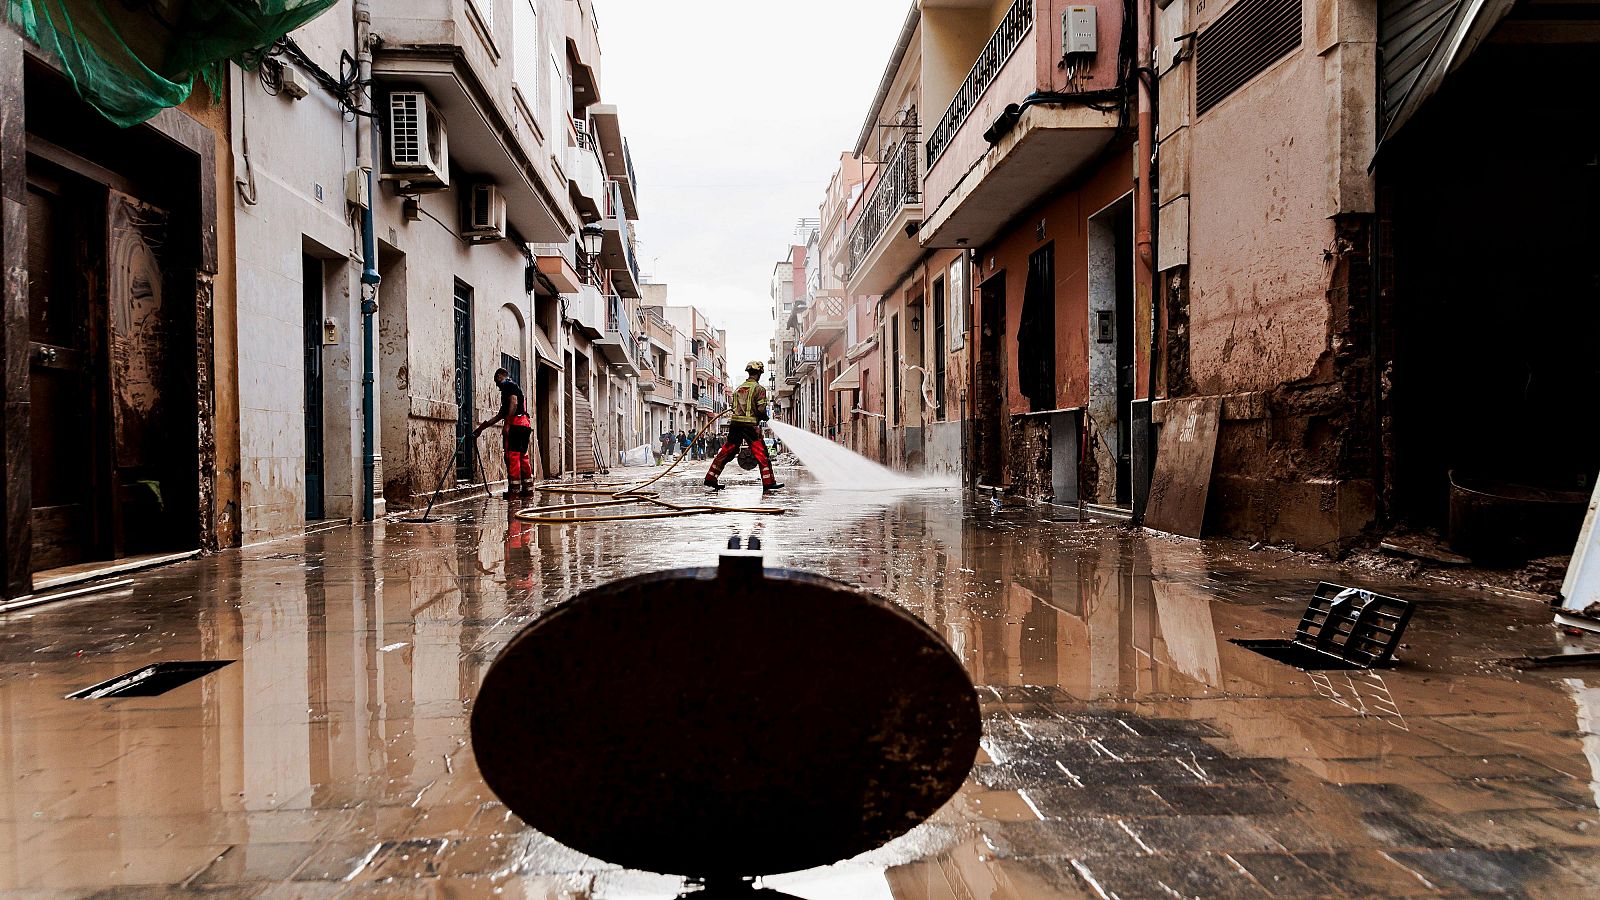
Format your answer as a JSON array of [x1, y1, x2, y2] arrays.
[[705, 361, 783, 493], [475, 368, 535, 499]]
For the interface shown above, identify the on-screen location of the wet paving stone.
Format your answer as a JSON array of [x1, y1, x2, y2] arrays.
[[4, 482, 1600, 896]]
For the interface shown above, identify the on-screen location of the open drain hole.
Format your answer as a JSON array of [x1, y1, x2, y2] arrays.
[[68, 660, 234, 699], [1230, 639, 1394, 671]]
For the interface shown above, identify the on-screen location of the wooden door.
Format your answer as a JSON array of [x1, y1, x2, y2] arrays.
[[26, 172, 104, 570]]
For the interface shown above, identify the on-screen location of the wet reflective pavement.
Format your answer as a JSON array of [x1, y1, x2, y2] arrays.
[[5, 470, 1600, 897]]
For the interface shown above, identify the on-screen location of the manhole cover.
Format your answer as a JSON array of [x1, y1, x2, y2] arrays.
[[470, 555, 980, 879]]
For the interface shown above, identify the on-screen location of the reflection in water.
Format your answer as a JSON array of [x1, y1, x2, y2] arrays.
[[3, 484, 1599, 896]]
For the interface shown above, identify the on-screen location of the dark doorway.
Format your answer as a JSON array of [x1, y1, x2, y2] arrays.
[[564, 350, 576, 472], [976, 274, 1007, 486], [1379, 42, 1600, 543], [1019, 246, 1056, 413], [453, 280, 474, 481], [932, 276, 947, 421], [303, 255, 325, 521], [1113, 204, 1135, 507], [26, 168, 103, 570], [14, 61, 204, 586], [890, 314, 902, 426], [1089, 196, 1136, 508], [536, 354, 556, 477]]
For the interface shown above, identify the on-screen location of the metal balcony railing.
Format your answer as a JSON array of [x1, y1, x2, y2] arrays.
[[623, 137, 639, 195], [697, 395, 713, 411], [847, 134, 920, 278], [925, 0, 1034, 168], [606, 294, 635, 362]]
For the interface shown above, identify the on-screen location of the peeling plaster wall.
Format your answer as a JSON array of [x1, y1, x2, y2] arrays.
[[1163, 0, 1379, 547], [374, 186, 533, 506], [231, 6, 367, 545]]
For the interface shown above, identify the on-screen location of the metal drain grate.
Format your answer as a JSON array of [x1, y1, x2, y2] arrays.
[[67, 661, 234, 699], [1233, 582, 1415, 671], [1231, 639, 1380, 671]]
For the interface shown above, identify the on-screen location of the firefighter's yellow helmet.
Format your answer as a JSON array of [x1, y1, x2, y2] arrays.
[[746, 360, 766, 375]]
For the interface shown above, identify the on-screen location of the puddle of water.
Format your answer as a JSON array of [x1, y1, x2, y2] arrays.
[[4, 488, 1600, 896]]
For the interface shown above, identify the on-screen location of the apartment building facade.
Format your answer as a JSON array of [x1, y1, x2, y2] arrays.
[[0, 0, 677, 598], [777, 0, 1597, 555], [227, 0, 665, 534]]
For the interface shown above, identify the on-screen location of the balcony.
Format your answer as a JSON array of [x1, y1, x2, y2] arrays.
[[917, 0, 1123, 249], [531, 242, 582, 293], [599, 181, 642, 298], [567, 121, 607, 219], [596, 294, 639, 376], [567, 283, 606, 338], [845, 132, 922, 296], [588, 105, 639, 219], [369, 0, 571, 243], [638, 365, 659, 393], [696, 395, 713, 411], [800, 292, 847, 345], [695, 352, 714, 378], [792, 345, 822, 377]]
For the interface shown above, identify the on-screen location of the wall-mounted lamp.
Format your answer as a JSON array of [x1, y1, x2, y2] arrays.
[[580, 223, 605, 282]]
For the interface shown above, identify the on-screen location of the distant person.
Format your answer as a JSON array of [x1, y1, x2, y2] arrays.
[[705, 361, 782, 494], [660, 431, 675, 459], [475, 368, 534, 499], [678, 430, 690, 459]]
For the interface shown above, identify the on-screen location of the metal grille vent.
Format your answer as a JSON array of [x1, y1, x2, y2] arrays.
[[1195, 0, 1303, 115], [390, 92, 422, 166]]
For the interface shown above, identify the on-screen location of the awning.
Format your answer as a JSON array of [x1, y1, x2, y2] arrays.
[[845, 337, 879, 362], [1376, 0, 1517, 154], [534, 327, 562, 370], [828, 362, 861, 392]]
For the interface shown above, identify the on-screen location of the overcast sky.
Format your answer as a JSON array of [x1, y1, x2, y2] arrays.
[[598, 0, 911, 382]]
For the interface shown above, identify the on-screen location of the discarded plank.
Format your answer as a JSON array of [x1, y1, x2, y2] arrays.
[[1143, 396, 1222, 537]]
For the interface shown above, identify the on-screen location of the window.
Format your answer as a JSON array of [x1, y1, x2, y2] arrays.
[[513, 1, 540, 120], [891, 314, 901, 426], [1195, 0, 1303, 116], [471, 0, 495, 32], [501, 353, 523, 390], [948, 254, 967, 351], [548, 44, 569, 135]]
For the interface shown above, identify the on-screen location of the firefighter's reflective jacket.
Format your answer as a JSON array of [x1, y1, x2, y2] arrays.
[[730, 378, 769, 425]]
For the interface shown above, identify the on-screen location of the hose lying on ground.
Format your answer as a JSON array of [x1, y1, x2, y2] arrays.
[[515, 409, 786, 526]]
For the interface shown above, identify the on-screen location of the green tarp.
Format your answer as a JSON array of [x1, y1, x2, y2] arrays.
[[8, 0, 338, 127]]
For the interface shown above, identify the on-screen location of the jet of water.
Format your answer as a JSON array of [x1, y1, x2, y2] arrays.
[[769, 421, 955, 491]]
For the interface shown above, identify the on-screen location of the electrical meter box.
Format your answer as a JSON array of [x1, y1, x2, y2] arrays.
[[1064, 6, 1097, 55]]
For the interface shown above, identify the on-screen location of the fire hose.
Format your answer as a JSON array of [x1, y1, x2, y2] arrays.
[[513, 409, 786, 526]]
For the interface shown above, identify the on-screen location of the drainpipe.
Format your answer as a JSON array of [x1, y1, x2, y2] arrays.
[[355, 0, 381, 522], [1135, 0, 1155, 274], [1135, 0, 1158, 523]]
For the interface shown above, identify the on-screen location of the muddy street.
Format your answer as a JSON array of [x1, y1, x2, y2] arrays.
[[1, 471, 1597, 897]]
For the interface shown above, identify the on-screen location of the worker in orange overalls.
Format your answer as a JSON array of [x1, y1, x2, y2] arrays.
[[476, 368, 535, 499], [705, 361, 783, 494]]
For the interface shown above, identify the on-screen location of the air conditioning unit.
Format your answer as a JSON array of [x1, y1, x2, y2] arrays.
[[386, 91, 449, 191], [464, 183, 508, 240]]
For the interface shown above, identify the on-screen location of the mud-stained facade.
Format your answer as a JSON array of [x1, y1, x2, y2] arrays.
[[0, 28, 228, 599], [1154, 0, 1381, 548]]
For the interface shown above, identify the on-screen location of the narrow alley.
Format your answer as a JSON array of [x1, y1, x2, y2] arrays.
[[3, 471, 1599, 896]]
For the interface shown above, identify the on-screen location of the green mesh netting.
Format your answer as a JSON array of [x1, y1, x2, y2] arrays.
[[8, 0, 338, 127]]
